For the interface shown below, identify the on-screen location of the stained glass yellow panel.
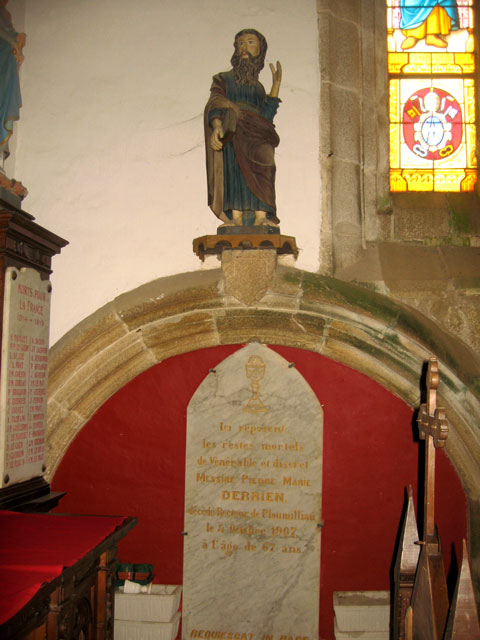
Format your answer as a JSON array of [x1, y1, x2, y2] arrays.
[[387, 1, 477, 192]]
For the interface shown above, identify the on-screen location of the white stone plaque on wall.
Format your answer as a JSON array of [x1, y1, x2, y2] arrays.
[[0, 267, 51, 487], [183, 344, 323, 640]]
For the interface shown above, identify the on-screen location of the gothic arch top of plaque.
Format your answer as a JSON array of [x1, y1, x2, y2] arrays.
[[183, 343, 323, 640]]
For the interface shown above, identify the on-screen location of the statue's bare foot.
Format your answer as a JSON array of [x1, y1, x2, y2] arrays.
[[254, 211, 267, 225], [425, 34, 447, 48], [256, 220, 279, 227], [401, 36, 418, 50], [254, 211, 278, 226], [232, 210, 243, 225], [219, 210, 243, 227]]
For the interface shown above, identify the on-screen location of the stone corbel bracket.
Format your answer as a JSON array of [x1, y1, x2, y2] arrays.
[[193, 232, 299, 306], [221, 248, 278, 306]]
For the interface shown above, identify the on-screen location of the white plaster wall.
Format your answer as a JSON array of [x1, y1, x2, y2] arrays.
[[11, 0, 320, 344]]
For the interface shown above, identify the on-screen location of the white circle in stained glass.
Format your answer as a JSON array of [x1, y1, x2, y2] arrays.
[[421, 116, 444, 147]]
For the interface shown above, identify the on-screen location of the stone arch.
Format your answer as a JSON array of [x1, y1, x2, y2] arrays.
[[47, 266, 480, 559]]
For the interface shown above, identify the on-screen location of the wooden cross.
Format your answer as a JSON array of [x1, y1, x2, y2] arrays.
[[417, 358, 449, 545]]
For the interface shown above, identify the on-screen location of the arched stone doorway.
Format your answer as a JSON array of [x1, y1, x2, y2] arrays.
[[47, 266, 480, 593], [50, 344, 466, 640]]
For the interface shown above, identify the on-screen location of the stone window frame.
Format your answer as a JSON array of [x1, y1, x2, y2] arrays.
[[317, 1, 480, 274]]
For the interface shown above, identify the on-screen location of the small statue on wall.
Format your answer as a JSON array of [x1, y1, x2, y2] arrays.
[[0, 0, 27, 201], [204, 29, 282, 228], [194, 28, 297, 260]]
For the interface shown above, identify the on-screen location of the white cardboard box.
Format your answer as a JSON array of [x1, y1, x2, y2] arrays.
[[333, 591, 390, 632], [115, 611, 181, 640], [115, 585, 182, 623], [334, 620, 389, 640]]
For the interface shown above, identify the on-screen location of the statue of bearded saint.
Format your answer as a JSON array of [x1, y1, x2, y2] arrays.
[[204, 29, 282, 228]]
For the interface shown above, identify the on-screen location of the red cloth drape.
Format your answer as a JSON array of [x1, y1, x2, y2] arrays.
[[0, 510, 127, 624]]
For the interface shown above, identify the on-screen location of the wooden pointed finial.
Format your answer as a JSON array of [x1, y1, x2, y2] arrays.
[[400, 486, 420, 575], [411, 538, 449, 640], [393, 486, 421, 640], [444, 539, 480, 639]]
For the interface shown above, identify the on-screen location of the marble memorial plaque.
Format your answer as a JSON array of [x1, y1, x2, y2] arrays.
[[183, 344, 323, 640], [0, 267, 51, 487]]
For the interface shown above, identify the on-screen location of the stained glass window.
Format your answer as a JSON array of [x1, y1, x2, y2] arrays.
[[387, 1, 477, 192]]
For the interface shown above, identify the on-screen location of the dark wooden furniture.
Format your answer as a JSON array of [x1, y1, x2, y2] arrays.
[[0, 475, 66, 512], [0, 199, 68, 337], [0, 510, 137, 639]]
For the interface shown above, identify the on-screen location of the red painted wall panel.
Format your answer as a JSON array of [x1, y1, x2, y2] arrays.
[[52, 345, 466, 640]]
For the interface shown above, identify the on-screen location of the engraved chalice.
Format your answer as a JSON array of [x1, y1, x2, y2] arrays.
[[243, 354, 269, 414]]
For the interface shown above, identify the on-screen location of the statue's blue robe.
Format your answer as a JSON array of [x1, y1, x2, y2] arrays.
[[400, 0, 459, 31], [0, 9, 21, 150], [205, 71, 280, 221]]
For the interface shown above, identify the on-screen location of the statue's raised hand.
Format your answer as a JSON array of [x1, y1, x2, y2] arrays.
[[269, 61, 282, 98]]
